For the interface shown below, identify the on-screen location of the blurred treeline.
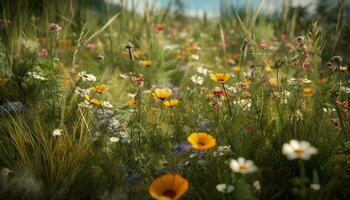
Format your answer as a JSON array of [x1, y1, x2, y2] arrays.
[[0, 0, 348, 58]]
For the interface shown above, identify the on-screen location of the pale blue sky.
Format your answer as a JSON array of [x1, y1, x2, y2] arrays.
[[107, 0, 316, 17]]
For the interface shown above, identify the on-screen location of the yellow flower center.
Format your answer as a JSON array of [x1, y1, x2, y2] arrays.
[[294, 148, 304, 156], [240, 164, 248, 172]]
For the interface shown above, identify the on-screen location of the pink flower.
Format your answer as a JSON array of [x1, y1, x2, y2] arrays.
[[155, 24, 165, 32], [39, 49, 48, 58], [280, 33, 288, 42], [85, 43, 96, 50], [171, 28, 177, 37], [259, 40, 270, 49]]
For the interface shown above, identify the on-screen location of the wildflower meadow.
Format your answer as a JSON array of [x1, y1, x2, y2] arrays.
[[1, 0, 350, 199]]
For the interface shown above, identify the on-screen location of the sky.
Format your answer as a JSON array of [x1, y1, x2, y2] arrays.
[[106, 0, 317, 18]]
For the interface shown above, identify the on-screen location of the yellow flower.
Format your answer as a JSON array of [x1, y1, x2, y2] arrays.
[[84, 94, 101, 106], [268, 79, 278, 87], [152, 89, 172, 100], [232, 66, 241, 73], [140, 60, 152, 68], [266, 59, 274, 66], [242, 91, 251, 98], [128, 98, 137, 107], [0, 78, 8, 87], [210, 73, 230, 83], [163, 99, 179, 108], [133, 50, 145, 58], [187, 132, 216, 150], [91, 84, 108, 93], [148, 174, 189, 200], [303, 87, 314, 96], [264, 66, 272, 73], [176, 53, 185, 61]]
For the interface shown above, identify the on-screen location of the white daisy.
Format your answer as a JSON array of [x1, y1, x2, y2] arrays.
[[101, 101, 113, 108], [310, 183, 321, 191], [197, 66, 210, 75], [52, 129, 63, 136], [78, 71, 96, 82], [216, 183, 234, 193], [229, 157, 258, 174], [109, 137, 120, 143], [282, 139, 318, 160], [75, 87, 91, 97], [190, 75, 204, 85]]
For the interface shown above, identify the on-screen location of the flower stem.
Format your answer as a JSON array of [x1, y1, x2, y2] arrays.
[[298, 159, 307, 199], [137, 86, 142, 144], [222, 83, 233, 118]]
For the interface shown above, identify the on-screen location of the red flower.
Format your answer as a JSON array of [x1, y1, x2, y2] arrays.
[[39, 49, 48, 58], [155, 24, 165, 32], [212, 89, 225, 97], [133, 74, 144, 85]]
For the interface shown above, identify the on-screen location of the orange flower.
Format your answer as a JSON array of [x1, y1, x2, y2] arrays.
[[303, 87, 314, 96], [187, 132, 216, 150], [320, 77, 328, 84], [149, 174, 189, 200], [128, 98, 137, 107], [91, 84, 108, 93], [232, 66, 241, 73], [0, 78, 8, 87], [164, 99, 179, 108], [210, 73, 230, 83]]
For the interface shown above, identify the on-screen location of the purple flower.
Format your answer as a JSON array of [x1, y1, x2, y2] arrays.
[[172, 142, 193, 153]]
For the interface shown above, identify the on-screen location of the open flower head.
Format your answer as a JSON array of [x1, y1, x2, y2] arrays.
[[91, 84, 107, 94], [152, 89, 172, 100], [230, 157, 258, 174], [148, 174, 189, 200], [232, 66, 241, 73], [187, 132, 216, 150], [210, 73, 230, 83], [164, 99, 179, 108], [140, 60, 152, 67], [303, 87, 314, 96], [84, 94, 101, 106], [53, 129, 63, 137], [282, 139, 318, 160]]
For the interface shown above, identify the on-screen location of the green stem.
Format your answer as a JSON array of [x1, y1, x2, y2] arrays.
[[222, 83, 233, 118]]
